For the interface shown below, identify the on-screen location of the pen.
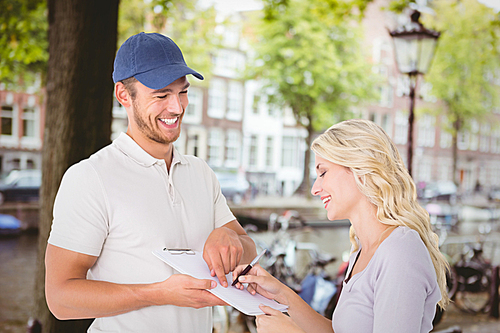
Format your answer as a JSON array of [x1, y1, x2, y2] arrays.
[[232, 249, 267, 286]]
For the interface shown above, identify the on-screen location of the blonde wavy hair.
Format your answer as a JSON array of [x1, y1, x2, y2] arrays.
[[311, 119, 450, 309]]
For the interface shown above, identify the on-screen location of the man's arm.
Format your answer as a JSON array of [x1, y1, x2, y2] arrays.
[[203, 219, 257, 287], [45, 244, 225, 320]]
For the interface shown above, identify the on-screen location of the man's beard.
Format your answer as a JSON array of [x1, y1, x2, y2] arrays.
[[132, 99, 181, 145]]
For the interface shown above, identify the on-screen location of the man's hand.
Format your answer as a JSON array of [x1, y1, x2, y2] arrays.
[[155, 274, 227, 308], [203, 226, 243, 287]]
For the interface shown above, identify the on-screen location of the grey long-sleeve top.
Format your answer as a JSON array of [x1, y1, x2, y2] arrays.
[[332, 226, 441, 333]]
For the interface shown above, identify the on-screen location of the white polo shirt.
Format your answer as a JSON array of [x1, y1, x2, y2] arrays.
[[48, 132, 236, 333]]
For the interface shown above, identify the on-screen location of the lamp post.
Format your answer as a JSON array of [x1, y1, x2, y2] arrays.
[[389, 9, 440, 177]]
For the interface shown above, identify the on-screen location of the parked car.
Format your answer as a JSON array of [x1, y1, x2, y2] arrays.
[[0, 169, 41, 205], [418, 181, 458, 203], [0, 213, 22, 236], [488, 187, 500, 202], [215, 172, 249, 205]]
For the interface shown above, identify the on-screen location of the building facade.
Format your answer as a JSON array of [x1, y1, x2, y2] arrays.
[[0, 88, 44, 176], [2, 0, 499, 197], [361, 0, 500, 193]]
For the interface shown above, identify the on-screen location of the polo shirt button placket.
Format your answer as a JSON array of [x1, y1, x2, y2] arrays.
[[168, 181, 175, 202], [156, 160, 175, 203]]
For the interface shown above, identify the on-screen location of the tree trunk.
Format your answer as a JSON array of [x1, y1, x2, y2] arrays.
[[294, 115, 314, 198], [33, 0, 118, 332], [452, 116, 461, 188]]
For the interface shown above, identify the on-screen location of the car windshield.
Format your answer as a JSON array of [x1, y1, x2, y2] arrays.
[[3, 170, 42, 186]]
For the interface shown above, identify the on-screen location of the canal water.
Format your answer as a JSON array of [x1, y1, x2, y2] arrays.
[[1, 219, 499, 332]]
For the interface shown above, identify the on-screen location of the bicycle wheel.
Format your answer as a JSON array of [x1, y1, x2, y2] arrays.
[[446, 266, 459, 300], [454, 265, 491, 313], [244, 315, 258, 333], [213, 305, 230, 333]]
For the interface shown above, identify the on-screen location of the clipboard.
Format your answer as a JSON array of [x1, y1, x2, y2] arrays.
[[153, 248, 288, 316]]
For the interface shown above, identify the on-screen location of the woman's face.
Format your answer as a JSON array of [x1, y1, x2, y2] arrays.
[[311, 154, 365, 221]]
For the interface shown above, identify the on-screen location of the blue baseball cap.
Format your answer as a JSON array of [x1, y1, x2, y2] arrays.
[[112, 32, 203, 89]]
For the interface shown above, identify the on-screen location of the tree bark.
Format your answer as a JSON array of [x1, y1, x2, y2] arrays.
[[294, 114, 314, 198], [33, 0, 118, 332], [452, 116, 461, 187]]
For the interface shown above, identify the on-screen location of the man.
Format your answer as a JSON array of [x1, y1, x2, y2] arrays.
[[45, 32, 256, 332]]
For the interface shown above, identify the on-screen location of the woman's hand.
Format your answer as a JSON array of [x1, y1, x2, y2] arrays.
[[232, 264, 288, 305], [256, 305, 305, 333]]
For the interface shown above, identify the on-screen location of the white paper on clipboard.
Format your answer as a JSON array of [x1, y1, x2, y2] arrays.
[[152, 248, 288, 316]]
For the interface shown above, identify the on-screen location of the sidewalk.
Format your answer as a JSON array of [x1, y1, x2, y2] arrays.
[[433, 304, 500, 333]]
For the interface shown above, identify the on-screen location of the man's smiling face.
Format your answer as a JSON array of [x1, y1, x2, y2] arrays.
[[129, 76, 190, 146]]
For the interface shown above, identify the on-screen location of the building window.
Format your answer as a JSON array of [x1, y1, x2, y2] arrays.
[[417, 115, 435, 148], [226, 81, 243, 121], [282, 136, 296, 167], [469, 120, 479, 151], [225, 130, 240, 166], [439, 116, 452, 149], [213, 49, 245, 77], [11, 158, 20, 169], [478, 165, 487, 188], [394, 110, 408, 145], [1, 105, 14, 136], [492, 129, 500, 154], [440, 131, 452, 149], [265, 136, 274, 167], [22, 107, 36, 138], [369, 112, 376, 123], [252, 95, 260, 114], [267, 104, 280, 117], [381, 114, 392, 137], [438, 157, 452, 182], [417, 156, 432, 182], [249, 135, 258, 167], [27, 159, 35, 169], [396, 76, 410, 97], [491, 161, 500, 186], [223, 25, 240, 48], [208, 129, 223, 166], [208, 78, 226, 119], [379, 84, 393, 108], [188, 134, 199, 157], [480, 123, 490, 152], [458, 131, 469, 150], [184, 87, 203, 124]]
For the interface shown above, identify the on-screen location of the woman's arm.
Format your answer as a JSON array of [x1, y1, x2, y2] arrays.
[[234, 265, 334, 333]]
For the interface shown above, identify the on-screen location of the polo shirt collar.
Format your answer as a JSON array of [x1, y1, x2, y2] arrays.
[[113, 132, 188, 167]]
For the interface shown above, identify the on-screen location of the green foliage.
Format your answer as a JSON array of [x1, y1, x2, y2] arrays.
[[162, 5, 221, 85], [263, 0, 372, 22], [387, 0, 415, 13], [118, 0, 219, 86], [0, 0, 217, 91], [247, 0, 377, 131], [423, 0, 500, 132], [0, 0, 48, 90]]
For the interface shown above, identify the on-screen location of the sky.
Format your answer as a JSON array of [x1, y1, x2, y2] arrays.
[[477, 0, 500, 11]]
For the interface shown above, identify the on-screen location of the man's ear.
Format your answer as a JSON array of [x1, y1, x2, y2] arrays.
[[115, 82, 132, 108]]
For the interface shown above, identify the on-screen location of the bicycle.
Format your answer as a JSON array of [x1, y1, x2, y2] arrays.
[[240, 211, 338, 333], [453, 241, 493, 313], [443, 222, 496, 314]]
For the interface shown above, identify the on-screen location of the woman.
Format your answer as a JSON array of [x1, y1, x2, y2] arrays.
[[233, 119, 449, 333]]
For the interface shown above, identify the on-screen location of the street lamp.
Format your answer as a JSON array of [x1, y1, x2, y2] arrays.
[[389, 9, 440, 177]]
